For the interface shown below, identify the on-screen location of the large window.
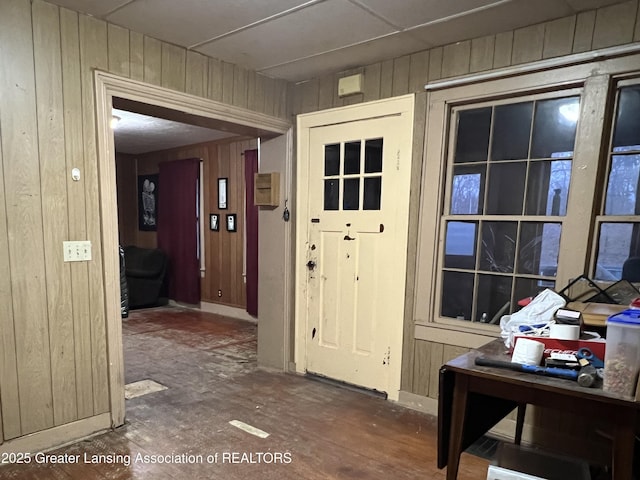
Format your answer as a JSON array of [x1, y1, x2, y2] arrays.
[[439, 93, 579, 323], [594, 83, 640, 281]]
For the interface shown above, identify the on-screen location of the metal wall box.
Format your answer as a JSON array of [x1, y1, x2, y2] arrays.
[[254, 172, 280, 207]]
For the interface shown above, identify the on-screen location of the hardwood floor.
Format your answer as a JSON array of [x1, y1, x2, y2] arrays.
[[0, 306, 489, 479]]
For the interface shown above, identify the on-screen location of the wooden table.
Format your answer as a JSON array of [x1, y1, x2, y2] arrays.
[[438, 339, 639, 480]]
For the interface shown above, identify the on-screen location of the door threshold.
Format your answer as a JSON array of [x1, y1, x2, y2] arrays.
[[305, 372, 388, 400]]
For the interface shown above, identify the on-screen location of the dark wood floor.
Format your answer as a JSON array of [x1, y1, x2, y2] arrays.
[[0, 306, 489, 479]]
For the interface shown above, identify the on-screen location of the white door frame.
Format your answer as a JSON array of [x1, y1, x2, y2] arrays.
[[295, 95, 415, 399], [94, 71, 291, 428]]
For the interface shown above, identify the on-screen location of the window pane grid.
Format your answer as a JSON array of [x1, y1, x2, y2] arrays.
[[322, 138, 383, 211], [440, 94, 578, 323], [594, 83, 640, 281]]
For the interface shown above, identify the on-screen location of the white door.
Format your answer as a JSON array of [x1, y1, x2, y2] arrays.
[[296, 96, 415, 400]]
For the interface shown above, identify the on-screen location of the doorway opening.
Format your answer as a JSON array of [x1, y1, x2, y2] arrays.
[[94, 71, 291, 428]]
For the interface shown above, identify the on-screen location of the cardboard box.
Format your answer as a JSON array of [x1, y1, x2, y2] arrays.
[[513, 335, 606, 360]]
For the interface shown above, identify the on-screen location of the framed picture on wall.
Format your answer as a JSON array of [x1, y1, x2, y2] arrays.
[[226, 213, 236, 232], [218, 178, 228, 209], [210, 213, 219, 231], [138, 174, 158, 231]]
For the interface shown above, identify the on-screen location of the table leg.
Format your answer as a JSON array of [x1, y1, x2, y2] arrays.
[[611, 421, 635, 480], [514, 403, 526, 445], [447, 375, 469, 480]]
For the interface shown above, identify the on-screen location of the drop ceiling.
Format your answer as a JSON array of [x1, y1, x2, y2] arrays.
[[54, 0, 628, 154], [47, 0, 627, 83]]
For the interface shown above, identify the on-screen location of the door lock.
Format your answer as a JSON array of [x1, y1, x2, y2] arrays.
[[306, 260, 316, 271]]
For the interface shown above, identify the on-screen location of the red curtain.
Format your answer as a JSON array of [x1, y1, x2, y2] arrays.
[[158, 158, 201, 305], [244, 149, 259, 316]]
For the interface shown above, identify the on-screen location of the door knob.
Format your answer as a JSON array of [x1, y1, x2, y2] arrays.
[[306, 260, 316, 271]]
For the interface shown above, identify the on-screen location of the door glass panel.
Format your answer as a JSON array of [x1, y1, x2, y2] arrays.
[[517, 222, 561, 275], [479, 221, 517, 273], [451, 165, 486, 214], [344, 141, 361, 175], [486, 162, 526, 215], [325, 144, 340, 176], [605, 154, 640, 215], [476, 274, 512, 323], [364, 138, 383, 173], [531, 97, 579, 158], [491, 102, 533, 161], [525, 160, 572, 215], [594, 223, 640, 280], [613, 85, 640, 150], [454, 107, 491, 163], [324, 179, 339, 210], [441, 271, 474, 320], [444, 221, 477, 269], [343, 178, 360, 210], [363, 177, 381, 210]]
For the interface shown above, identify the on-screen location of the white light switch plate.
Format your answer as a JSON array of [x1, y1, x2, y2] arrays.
[[63, 240, 92, 262]]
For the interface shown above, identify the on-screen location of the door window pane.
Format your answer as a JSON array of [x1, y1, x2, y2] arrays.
[[613, 85, 640, 150], [445, 221, 477, 269], [364, 138, 383, 173], [531, 97, 579, 158], [491, 102, 533, 161], [343, 178, 359, 210], [325, 144, 340, 176], [324, 179, 339, 210], [486, 163, 526, 215], [454, 107, 491, 163], [344, 141, 361, 175], [517, 223, 561, 276], [479, 221, 517, 273], [451, 165, 485, 215], [605, 154, 640, 215], [363, 177, 381, 210], [525, 160, 572, 215], [441, 271, 474, 320], [476, 274, 513, 323]]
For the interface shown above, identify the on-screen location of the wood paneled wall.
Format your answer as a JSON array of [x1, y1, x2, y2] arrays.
[[0, 0, 286, 446], [291, 0, 640, 401], [203, 139, 258, 308], [116, 138, 257, 310]]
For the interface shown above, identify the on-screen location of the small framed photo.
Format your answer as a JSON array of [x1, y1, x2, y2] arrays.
[[209, 213, 219, 231], [226, 213, 236, 232], [218, 178, 228, 209]]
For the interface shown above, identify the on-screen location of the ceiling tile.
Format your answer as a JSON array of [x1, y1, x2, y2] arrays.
[[106, 0, 316, 47], [410, 0, 575, 47], [260, 31, 430, 82], [356, 0, 502, 29], [43, 0, 130, 17], [196, 0, 397, 71]]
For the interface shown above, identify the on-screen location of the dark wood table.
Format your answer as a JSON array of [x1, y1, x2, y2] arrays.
[[438, 339, 639, 480]]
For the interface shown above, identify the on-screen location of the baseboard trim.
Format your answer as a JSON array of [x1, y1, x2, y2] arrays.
[[0, 413, 111, 454], [197, 301, 256, 323]]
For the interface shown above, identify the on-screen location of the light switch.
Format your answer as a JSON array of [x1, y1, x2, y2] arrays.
[[63, 241, 92, 262]]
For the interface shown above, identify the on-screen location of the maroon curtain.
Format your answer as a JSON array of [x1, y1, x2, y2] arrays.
[[245, 149, 259, 316], [158, 158, 201, 305]]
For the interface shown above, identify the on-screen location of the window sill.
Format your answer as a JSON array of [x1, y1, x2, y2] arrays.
[[414, 320, 499, 349]]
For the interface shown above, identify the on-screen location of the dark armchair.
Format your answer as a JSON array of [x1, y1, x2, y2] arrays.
[[123, 245, 168, 309]]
